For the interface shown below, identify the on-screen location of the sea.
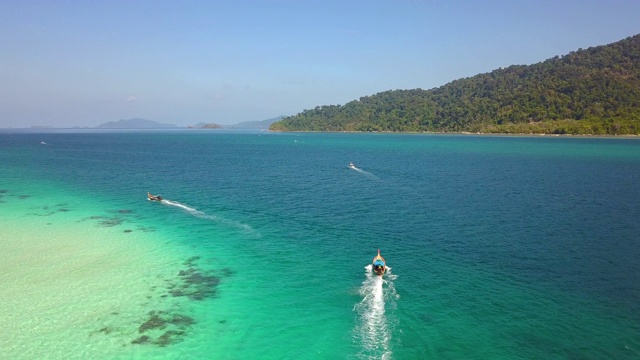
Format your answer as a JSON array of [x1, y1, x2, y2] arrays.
[[1, 130, 639, 359]]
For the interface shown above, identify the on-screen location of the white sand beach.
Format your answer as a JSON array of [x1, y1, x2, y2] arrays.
[[0, 195, 194, 359]]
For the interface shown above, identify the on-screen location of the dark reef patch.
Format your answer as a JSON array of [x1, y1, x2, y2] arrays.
[[169, 314, 196, 328], [221, 267, 236, 277], [155, 330, 186, 347], [96, 256, 231, 348], [183, 256, 201, 266], [131, 335, 151, 345], [98, 217, 124, 227], [27, 204, 74, 217], [89, 326, 115, 337], [18, 195, 30, 199], [130, 311, 196, 347], [139, 313, 167, 333], [30, 211, 56, 216], [78, 207, 139, 227], [171, 256, 233, 301], [169, 264, 220, 301], [79, 215, 126, 228], [124, 229, 133, 233]]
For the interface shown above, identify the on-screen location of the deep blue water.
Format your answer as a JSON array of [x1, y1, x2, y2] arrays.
[[2, 130, 640, 359]]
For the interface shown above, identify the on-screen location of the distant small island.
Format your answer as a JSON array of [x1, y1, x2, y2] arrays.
[[94, 117, 286, 130], [190, 123, 222, 129], [190, 116, 285, 130], [96, 118, 177, 129], [226, 116, 285, 129], [6, 116, 286, 131]]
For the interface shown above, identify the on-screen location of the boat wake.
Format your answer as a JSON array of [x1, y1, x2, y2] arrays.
[[353, 264, 398, 359], [349, 165, 380, 180], [161, 199, 257, 235]]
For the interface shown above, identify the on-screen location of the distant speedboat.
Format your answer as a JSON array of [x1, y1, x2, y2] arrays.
[[349, 162, 356, 169], [147, 192, 163, 201], [372, 249, 386, 276]]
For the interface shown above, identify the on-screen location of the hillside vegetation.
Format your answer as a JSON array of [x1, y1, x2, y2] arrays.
[[271, 35, 640, 135]]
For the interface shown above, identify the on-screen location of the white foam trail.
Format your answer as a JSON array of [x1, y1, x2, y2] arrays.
[[162, 199, 203, 215], [354, 264, 398, 359], [160, 199, 257, 235], [350, 166, 380, 180]]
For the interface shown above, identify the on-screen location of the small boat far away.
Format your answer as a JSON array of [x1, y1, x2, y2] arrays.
[[372, 249, 386, 276], [349, 162, 356, 169], [147, 192, 163, 201]]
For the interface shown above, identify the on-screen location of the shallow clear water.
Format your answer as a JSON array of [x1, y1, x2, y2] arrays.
[[1, 130, 639, 359]]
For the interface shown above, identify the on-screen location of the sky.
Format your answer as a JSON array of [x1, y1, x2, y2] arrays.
[[1, 0, 640, 128]]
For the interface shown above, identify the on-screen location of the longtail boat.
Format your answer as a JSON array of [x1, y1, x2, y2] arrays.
[[372, 249, 386, 276]]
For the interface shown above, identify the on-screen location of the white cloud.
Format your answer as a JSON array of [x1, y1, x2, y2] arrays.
[[125, 95, 137, 102]]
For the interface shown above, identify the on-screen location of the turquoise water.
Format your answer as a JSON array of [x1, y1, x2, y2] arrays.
[[1, 131, 639, 359]]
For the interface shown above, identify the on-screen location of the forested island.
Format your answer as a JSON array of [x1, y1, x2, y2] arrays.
[[271, 34, 640, 135]]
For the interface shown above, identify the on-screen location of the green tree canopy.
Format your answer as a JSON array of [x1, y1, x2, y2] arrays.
[[271, 34, 640, 135]]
